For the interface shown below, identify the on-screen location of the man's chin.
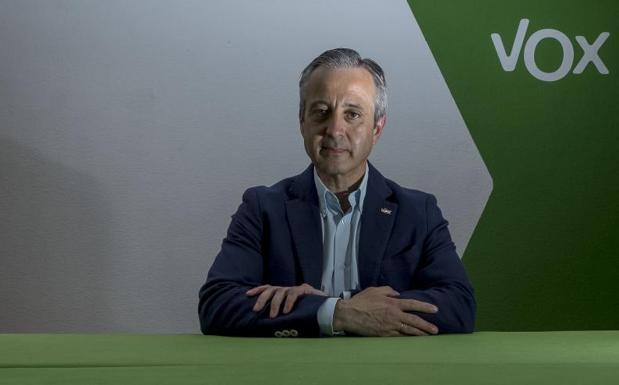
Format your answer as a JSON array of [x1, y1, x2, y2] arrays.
[[314, 162, 349, 177]]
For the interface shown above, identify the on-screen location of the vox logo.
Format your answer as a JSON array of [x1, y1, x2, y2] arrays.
[[491, 19, 610, 82]]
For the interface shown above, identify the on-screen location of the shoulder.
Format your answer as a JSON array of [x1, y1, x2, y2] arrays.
[[367, 164, 446, 229], [383, 178, 440, 221], [371, 168, 448, 231], [240, 166, 312, 208], [385, 178, 433, 203], [242, 174, 298, 199], [369, 164, 436, 209]]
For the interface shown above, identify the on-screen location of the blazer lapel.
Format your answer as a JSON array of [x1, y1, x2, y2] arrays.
[[358, 164, 397, 288], [285, 166, 323, 289]]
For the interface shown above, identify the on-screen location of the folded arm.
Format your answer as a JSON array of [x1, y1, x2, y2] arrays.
[[333, 194, 476, 336], [402, 194, 476, 333], [198, 188, 328, 337]]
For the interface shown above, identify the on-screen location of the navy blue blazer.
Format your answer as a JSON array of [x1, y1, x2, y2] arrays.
[[198, 163, 476, 336]]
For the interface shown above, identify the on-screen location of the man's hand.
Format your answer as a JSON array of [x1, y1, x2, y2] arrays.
[[333, 286, 439, 336], [246, 283, 327, 318]]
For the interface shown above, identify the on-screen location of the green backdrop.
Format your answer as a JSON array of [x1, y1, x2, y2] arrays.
[[408, 0, 618, 331]]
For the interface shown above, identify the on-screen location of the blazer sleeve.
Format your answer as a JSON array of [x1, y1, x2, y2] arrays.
[[198, 187, 328, 337], [398, 194, 477, 333]]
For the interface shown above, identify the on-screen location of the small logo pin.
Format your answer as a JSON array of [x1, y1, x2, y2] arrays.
[[380, 207, 392, 215]]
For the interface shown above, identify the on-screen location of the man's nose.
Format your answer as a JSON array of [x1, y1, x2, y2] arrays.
[[325, 114, 346, 137]]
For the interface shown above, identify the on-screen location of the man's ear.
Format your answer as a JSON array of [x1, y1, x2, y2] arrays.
[[299, 107, 305, 131], [372, 116, 386, 144]]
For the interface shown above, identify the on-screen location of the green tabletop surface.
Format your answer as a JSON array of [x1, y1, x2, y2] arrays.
[[1, 331, 618, 384]]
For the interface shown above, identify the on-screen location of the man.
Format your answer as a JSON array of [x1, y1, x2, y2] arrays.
[[199, 48, 475, 337]]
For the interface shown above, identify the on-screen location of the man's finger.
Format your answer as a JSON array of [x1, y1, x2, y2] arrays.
[[399, 322, 429, 337], [386, 330, 406, 337], [398, 298, 439, 314], [301, 284, 326, 297], [284, 285, 326, 314], [246, 285, 270, 296], [310, 288, 328, 296], [283, 290, 300, 314], [269, 288, 288, 318], [298, 284, 316, 295], [252, 287, 277, 312], [402, 313, 439, 335]]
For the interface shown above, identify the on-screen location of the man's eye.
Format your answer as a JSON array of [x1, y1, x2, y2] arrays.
[[312, 109, 328, 118], [346, 111, 360, 119]]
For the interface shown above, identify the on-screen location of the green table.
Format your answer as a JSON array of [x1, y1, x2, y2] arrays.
[[1, 331, 618, 384]]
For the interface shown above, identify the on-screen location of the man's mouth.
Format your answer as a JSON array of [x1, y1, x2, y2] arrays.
[[321, 146, 348, 155]]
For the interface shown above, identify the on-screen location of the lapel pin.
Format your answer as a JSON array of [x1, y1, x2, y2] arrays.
[[380, 207, 392, 215]]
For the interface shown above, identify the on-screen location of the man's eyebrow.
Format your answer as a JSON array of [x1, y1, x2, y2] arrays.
[[308, 101, 329, 108], [307, 101, 364, 110], [343, 102, 364, 109]]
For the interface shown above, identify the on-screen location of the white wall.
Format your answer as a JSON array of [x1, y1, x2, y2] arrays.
[[0, 0, 491, 332]]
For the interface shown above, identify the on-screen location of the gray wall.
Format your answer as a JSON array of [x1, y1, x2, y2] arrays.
[[0, 0, 491, 332]]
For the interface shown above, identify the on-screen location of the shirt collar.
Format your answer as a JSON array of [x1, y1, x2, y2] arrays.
[[313, 163, 369, 216]]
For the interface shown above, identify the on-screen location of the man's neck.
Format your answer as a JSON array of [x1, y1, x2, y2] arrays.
[[316, 165, 366, 213]]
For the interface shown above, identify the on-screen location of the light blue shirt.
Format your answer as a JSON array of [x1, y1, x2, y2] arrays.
[[314, 163, 368, 336]]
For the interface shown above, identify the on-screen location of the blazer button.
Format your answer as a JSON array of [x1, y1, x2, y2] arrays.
[[274, 331, 283, 337], [281, 330, 291, 337], [290, 329, 298, 337]]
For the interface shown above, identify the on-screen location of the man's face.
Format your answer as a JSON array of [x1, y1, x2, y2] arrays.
[[300, 67, 384, 184]]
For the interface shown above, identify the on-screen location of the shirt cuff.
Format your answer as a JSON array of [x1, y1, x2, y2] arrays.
[[317, 297, 344, 336]]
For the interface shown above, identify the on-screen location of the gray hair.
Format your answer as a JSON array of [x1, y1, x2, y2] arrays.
[[299, 48, 387, 125]]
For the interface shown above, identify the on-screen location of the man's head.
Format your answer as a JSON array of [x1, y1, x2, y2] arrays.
[[298, 48, 387, 189]]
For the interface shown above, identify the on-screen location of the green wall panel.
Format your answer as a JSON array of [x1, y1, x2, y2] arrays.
[[409, 0, 619, 330]]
